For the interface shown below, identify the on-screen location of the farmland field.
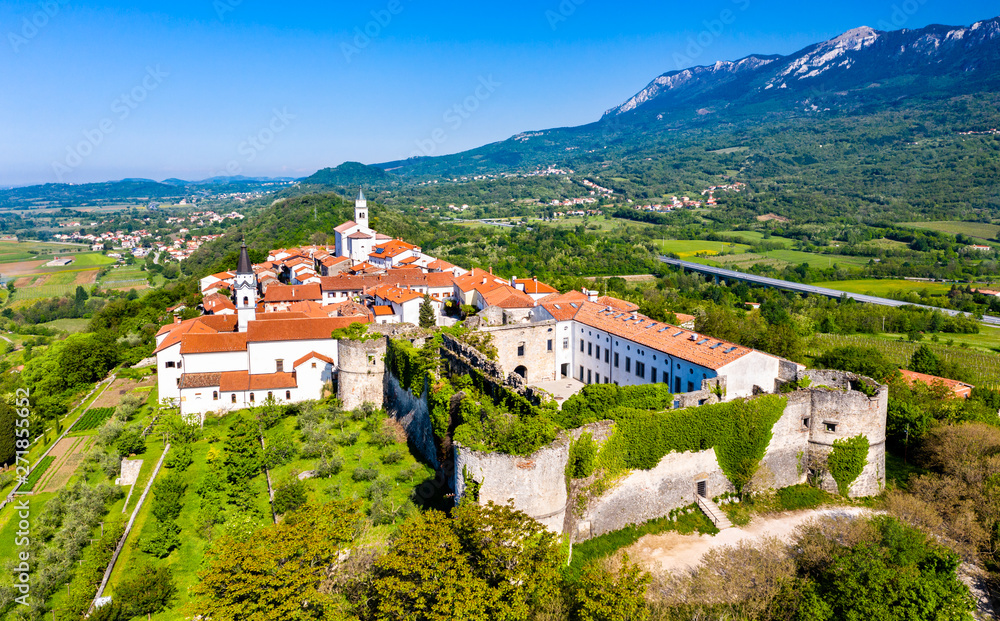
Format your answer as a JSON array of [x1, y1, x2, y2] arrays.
[[691, 248, 870, 270], [656, 239, 751, 258], [39, 318, 90, 333], [715, 230, 794, 246], [903, 221, 1000, 241], [807, 333, 1000, 389], [20, 455, 55, 491], [69, 407, 115, 433], [814, 279, 961, 296]]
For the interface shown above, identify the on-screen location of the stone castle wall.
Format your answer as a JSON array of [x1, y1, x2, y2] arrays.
[[337, 337, 388, 411], [455, 371, 888, 540], [480, 322, 558, 384]]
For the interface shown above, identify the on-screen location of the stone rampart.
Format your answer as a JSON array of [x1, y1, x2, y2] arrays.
[[454, 370, 887, 540], [338, 337, 388, 411]]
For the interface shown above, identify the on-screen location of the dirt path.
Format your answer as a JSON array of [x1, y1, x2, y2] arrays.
[[625, 507, 874, 574]]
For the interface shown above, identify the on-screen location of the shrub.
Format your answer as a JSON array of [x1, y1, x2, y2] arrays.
[[776, 484, 829, 511], [115, 426, 146, 458], [381, 448, 403, 465], [364, 477, 394, 500], [314, 453, 344, 478], [273, 475, 308, 515], [352, 464, 379, 482], [263, 436, 298, 469], [336, 431, 360, 446], [827, 435, 869, 497], [596, 396, 787, 495], [165, 445, 193, 471]]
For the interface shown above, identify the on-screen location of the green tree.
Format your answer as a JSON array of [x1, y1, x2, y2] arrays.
[[193, 500, 363, 621], [273, 475, 308, 515], [224, 414, 262, 484], [362, 510, 488, 621], [909, 344, 942, 376], [574, 554, 650, 621], [117, 564, 177, 618], [419, 294, 436, 329], [815, 346, 898, 381]]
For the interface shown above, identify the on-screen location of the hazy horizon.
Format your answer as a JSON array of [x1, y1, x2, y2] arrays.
[[1, 0, 996, 186]]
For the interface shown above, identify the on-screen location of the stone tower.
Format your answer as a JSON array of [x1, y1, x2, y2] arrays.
[[337, 335, 387, 411], [233, 242, 257, 332], [355, 188, 369, 227]]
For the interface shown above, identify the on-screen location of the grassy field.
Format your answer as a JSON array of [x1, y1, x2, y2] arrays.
[[714, 230, 794, 247], [656, 239, 752, 258], [691, 248, 870, 270], [39, 318, 90, 333], [814, 279, 961, 296], [903, 221, 1000, 241]]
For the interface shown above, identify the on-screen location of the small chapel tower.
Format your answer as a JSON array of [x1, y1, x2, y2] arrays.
[[233, 242, 257, 332], [355, 188, 368, 225]]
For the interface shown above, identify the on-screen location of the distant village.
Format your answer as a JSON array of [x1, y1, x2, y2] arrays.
[[51, 210, 245, 261]]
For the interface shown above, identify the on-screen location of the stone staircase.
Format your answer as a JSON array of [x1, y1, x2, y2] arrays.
[[696, 495, 733, 530]]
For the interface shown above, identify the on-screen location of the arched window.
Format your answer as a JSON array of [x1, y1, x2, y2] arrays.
[[242, 296, 249, 307], [267, 391, 273, 400], [231, 394, 237, 403], [213, 391, 218, 401], [249, 392, 255, 402], [285, 390, 291, 400]]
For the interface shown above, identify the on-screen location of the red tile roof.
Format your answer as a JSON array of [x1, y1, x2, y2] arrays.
[[454, 268, 505, 292], [246, 316, 369, 343], [516, 278, 558, 295], [598, 296, 639, 312], [899, 369, 974, 398], [179, 373, 222, 389], [373, 284, 424, 305], [293, 352, 334, 368], [155, 315, 239, 353], [370, 239, 417, 260], [373, 305, 394, 316], [334, 221, 358, 233], [348, 232, 373, 240], [203, 292, 236, 313], [180, 332, 249, 354], [480, 285, 536, 309], [219, 372, 298, 392], [263, 284, 322, 303]]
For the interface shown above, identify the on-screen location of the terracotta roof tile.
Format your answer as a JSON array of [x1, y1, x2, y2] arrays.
[[179, 373, 222, 389], [334, 221, 358, 233], [263, 284, 322, 303], [293, 352, 334, 368], [516, 278, 558, 295], [180, 332, 249, 354], [900, 369, 974, 397], [246, 316, 370, 343]]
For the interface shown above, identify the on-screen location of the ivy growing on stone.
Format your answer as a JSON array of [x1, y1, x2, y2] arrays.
[[827, 434, 869, 497], [595, 395, 788, 494]]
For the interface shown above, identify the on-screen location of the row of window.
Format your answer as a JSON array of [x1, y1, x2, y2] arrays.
[[203, 390, 292, 402]]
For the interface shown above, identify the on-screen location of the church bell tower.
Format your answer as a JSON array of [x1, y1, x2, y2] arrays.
[[355, 188, 368, 226], [233, 242, 257, 332]]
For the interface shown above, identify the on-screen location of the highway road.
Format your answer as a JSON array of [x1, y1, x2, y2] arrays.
[[659, 257, 1000, 328]]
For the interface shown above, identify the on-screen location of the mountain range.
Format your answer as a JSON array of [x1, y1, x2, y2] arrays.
[[4, 16, 1000, 216]]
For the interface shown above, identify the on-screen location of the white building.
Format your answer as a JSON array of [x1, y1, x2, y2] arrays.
[[531, 291, 784, 400]]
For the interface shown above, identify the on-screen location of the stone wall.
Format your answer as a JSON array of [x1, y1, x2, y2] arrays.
[[440, 333, 550, 406], [481, 322, 558, 384], [385, 372, 440, 471], [454, 371, 887, 540], [338, 337, 388, 411], [455, 437, 571, 533]]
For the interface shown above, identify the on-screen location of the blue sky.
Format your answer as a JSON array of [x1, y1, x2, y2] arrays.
[[0, 1, 996, 186]]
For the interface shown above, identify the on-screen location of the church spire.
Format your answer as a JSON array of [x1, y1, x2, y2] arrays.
[[236, 240, 253, 275], [357, 187, 365, 202]]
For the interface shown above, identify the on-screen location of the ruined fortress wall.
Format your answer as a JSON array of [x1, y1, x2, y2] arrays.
[[454, 439, 571, 533], [385, 372, 440, 471], [337, 337, 388, 411], [440, 333, 549, 405], [453, 372, 887, 541]]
